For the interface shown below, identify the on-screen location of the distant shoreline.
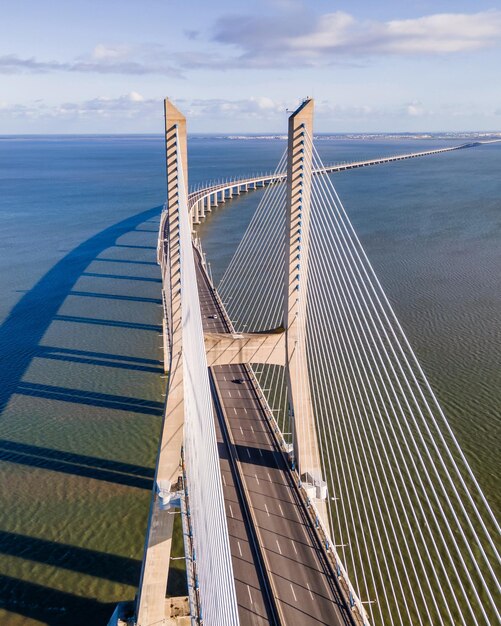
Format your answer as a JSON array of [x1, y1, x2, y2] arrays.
[[1, 131, 501, 141]]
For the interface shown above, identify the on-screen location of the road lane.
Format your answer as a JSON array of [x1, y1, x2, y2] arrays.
[[195, 246, 354, 626], [213, 364, 354, 626]]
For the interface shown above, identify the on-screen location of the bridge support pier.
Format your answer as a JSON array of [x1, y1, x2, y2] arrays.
[[192, 200, 201, 225], [283, 99, 328, 526], [135, 98, 188, 626]]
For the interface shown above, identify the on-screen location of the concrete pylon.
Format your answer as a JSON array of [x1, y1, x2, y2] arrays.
[[135, 98, 188, 626], [283, 99, 325, 501]]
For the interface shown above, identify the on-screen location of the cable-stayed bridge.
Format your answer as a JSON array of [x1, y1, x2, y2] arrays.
[[114, 99, 499, 626]]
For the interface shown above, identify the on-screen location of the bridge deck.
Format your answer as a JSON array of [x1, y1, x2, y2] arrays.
[[195, 250, 354, 626]]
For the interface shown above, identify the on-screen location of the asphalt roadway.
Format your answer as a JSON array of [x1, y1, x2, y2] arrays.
[[195, 249, 354, 626]]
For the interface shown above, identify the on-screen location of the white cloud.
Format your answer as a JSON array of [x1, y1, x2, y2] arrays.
[[0, 45, 182, 77], [0, 95, 497, 134], [188, 97, 287, 119], [0, 93, 159, 122], [405, 102, 427, 117], [92, 44, 131, 60], [213, 9, 501, 66], [128, 91, 145, 103]]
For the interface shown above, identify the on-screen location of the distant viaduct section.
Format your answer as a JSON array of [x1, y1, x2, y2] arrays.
[[187, 141, 486, 224]]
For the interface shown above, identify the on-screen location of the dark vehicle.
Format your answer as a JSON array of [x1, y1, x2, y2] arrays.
[[208, 314, 218, 319], [232, 378, 244, 384]]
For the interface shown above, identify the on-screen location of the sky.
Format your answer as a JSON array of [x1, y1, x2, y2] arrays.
[[1, 0, 500, 134]]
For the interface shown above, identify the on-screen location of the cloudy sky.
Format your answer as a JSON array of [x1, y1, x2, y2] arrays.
[[1, 0, 500, 133]]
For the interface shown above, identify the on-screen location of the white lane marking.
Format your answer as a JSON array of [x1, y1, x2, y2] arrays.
[[247, 585, 253, 605], [258, 448, 263, 457], [306, 582, 314, 600], [243, 407, 248, 414], [267, 473, 272, 482], [237, 389, 242, 397], [223, 375, 226, 381], [278, 504, 284, 517], [276, 539, 282, 555], [290, 583, 297, 602], [237, 541, 242, 557], [264, 503, 270, 517], [240, 427, 244, 436], [250, 425, 254, 433], [291, 540, 298, 555], [222, 474, 226, 486], [255, 474, 260, 485], [233, 407, 237, 415], [228, 390, 232, 398], [246, 448, 251, 459], [229, 505, 234, 518]]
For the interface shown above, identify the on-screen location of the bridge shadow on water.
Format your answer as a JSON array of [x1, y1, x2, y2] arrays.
[[0, 205, 162, 417], [0, 439, 154, 490], [0, 207, 163, 624], [0, 573, 117, 626], [38, 345, 164, 374]]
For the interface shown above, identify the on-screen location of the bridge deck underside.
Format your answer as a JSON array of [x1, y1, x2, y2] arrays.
[[195, 251, 353, 626]]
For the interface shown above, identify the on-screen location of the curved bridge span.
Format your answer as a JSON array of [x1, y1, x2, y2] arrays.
[[188, 141, 481, 224]]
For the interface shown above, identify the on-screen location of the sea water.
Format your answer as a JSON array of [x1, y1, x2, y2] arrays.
[[0, 135, 499, 625]]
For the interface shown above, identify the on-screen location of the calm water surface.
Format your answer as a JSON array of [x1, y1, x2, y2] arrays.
[[0, 135, 499, 625]]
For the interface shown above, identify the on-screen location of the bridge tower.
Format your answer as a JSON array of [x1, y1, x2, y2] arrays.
[[135, 99, 187, 626], [284, 99, 325, 500]]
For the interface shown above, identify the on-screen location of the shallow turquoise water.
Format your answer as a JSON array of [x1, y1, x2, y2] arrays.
[[0, 135, 499, 625]]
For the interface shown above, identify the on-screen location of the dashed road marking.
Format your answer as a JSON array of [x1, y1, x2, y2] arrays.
[[237, 541, 242, 557], [243, 407, 248, 414], [264, 503, 270, 517], [255, 474, 260, 485], [267, 473, 272, 482], [290, 583, 297, 602], [240, 427, 244, 436], [222, 474, 226, 486], [233, 407, 237, 415], [247, 585, 253, 605], [250, 425, 254, 433], [306, 582, 314, 600], [276, 539, 282, 555], [229, 505, 234, 518], [291, 540, 297, 555], [246, 448, 251, 459], [258, 448, 263, 457], [279, 504, 284, 517]]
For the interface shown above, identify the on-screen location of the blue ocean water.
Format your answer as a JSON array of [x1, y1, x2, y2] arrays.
[[0, 135, 499, 625]]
